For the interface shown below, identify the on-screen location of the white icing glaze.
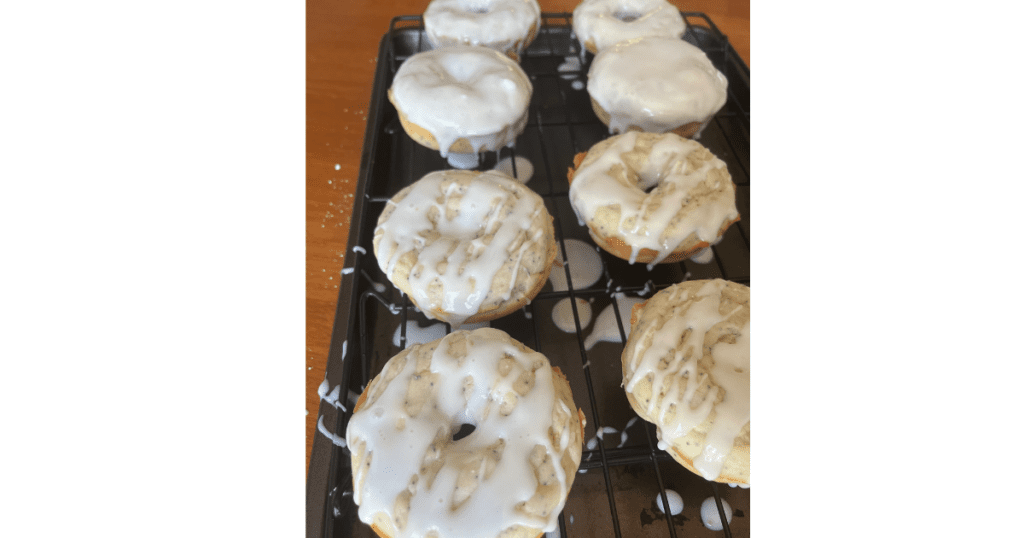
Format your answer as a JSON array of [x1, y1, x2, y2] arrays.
[[616, 416, 638, 447], [393, 322, 448, 347], [587, 36, 727, 134], [583, 293, 644, 350], [493, 155, 534, 183], [319, 374, 349, 411], [392, 321, 489, 347], [346, 328, 575, 537], [548, 238, 603, 291], [623, 280, 749, 481], [552, 298, 592, 333], [374, 170, 549, 327], [572, 0, 686, 53], [557, 55, 582, 80], [690, 246, 714, 264], [325, 386, 346, 411], [568, 132, 738, 265], [317, 415, 348, 448], [390, 45, 532, 157], [655, 489, 683, 515], [700, 497, 733, 531], [424, 0, 541, 59], [446, 152, 481, 169], [558, 54, 584, 92]]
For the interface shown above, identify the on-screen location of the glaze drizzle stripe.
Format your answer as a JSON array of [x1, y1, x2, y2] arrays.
[[568, 132, 739, 265], [624, 280, 749, 481], [346, 329, 574, 537], [375, 171, 549, 326]]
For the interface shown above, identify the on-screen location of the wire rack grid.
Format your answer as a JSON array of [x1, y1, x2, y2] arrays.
[[308, 12, 750, 538]]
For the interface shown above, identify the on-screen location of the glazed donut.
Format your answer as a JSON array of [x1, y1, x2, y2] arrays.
[[566, 131, 739, 266], [424, 0, 541, 62], [587, 36, 727, 138], [572, 0, 686, 54], [373, 170, 556, 327], [388, 45, 532, 168], [621, 279, 749, 484], [346, 328, 586, 538]]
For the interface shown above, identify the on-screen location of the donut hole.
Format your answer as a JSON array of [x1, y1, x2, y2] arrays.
[[636, 170, 662, 194], [613, 11, 643, 23], [452, 422, 477, 441], [615, 150, 666, 195]]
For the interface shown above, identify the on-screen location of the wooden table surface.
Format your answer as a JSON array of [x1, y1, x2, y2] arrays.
[[306, 0, 749, 470]]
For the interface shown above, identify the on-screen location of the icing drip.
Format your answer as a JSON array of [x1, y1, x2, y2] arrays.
[[317, 415, 348, 448], [374, 171, 549, 327], [552, 298, 592, 333], [493, 156, 534, 183], [588, 36, 727, 134], [319, 371, 349, 411], [548, 238, 603, 291], [390, 46, 532, 157], [346, 328, 574, 537], [558, 54, 584, 91], [573, 0, 686, 53], [393, 322, 448, 347], [690, 246, 714, 264], [655, 489, 683, 515], [700, 497, 733, 531], [583, 293, 644, 350], [568, 132, 739, 265], [624, 280, 749, 481], [392, 321, 489, 347], [446, 152, 481, 169], [424, 0, 541, 59]]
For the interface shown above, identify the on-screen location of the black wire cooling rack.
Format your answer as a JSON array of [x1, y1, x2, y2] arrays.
[[308, 12, 750, 538]]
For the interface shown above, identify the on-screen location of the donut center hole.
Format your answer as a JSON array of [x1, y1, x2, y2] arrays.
[[636, 172, 661, 194], [614, 11, 643, 23], [452, 423, 477, 441]]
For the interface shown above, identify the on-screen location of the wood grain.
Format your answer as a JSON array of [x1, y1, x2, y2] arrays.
[[306, 0, 749, 471]]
